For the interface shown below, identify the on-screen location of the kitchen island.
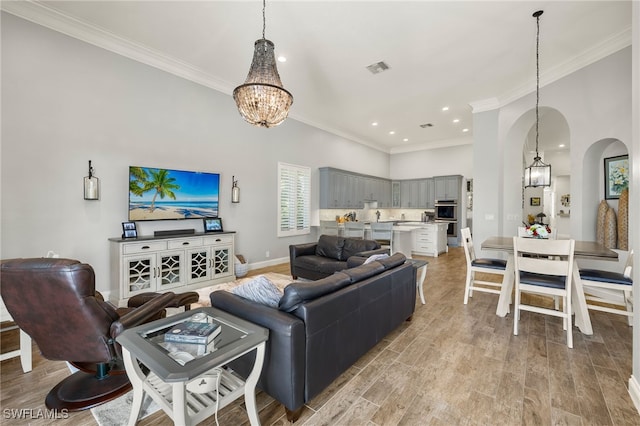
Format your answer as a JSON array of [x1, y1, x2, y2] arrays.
[[321, 221, 448, 258], [391, 222, 448, 258]]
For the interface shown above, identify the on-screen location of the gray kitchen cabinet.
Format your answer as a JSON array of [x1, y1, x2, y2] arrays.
[[391, 181, 401, 208], [400, 180, 421, 208], [419, 178, 435, 209], [434, 175, 462, 201], [320, 167, 391, 209]]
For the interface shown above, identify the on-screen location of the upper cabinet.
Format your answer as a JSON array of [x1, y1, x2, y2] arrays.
[[320, 168, 460, 210], [319, 168, 391, 209], [434, 175, 462, 201], [400, 178, 434, 209]]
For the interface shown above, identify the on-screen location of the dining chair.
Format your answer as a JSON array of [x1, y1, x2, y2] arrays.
[[370, 222, 393, 253], [344, 221, 365, 239], [319, 220, 339, 236], [461, 227, 508, 305], [513, 236, 576, 348], [580, 249, 634, 325]]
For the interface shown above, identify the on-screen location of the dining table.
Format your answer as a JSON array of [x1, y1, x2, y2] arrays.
[[481, 236, 619, 335]]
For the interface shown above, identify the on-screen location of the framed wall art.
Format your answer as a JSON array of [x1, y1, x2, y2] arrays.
[[604, 155, 629, 200], [530, 197, 541, 206]]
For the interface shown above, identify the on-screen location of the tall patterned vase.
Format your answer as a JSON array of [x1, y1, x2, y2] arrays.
[[596, 200, 609, 245], [604, 208, 617, 249], [618, 188, 629, 250]]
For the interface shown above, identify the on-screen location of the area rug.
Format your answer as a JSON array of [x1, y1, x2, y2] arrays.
[[91, 391, 159, 426]]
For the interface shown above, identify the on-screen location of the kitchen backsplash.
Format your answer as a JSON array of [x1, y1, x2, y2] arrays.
[[319, 208, 435, 223]]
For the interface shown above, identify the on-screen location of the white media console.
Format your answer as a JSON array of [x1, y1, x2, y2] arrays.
[[109, 232, 235, 305]]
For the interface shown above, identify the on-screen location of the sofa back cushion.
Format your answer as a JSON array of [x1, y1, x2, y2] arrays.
[[376, 253, 407, 270], [341, 261, 385, 283], [279, 272, 351, 313], [340, 238, 381, 261], [315, 235, 344, 260]]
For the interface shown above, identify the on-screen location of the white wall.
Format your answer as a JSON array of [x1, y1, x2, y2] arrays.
[[390, 143, 473, 180], [0, 13, 390, 293]]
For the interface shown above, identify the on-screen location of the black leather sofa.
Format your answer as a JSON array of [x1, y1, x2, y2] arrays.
[[289, 234, 389, 280], [209, 252, 416, 421]]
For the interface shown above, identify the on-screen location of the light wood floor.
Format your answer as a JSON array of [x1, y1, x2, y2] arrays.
[[1, 247, 638, 425]]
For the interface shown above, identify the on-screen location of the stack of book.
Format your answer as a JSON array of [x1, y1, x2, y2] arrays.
[[163, 321, 221, 362]]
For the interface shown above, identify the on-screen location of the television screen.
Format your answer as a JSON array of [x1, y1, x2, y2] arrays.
[[128, 166, 220, 221]]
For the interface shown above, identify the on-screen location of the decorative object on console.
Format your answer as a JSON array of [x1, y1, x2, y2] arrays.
[[233, 0, 293, 128], [524, 10, 551, 188], [203, 217, 223, 233], [84, 160, 99, 200], [231, 176, 240, 203], [122, 222, 137, 239]]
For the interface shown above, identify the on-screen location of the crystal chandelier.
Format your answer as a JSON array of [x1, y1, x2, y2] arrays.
[[524, 10, 551, 188], [233, 0, 293, 128]]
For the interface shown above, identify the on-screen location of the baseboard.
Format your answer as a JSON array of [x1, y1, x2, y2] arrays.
[[248, 256, 289, 271], [629, 375, 640, 414]]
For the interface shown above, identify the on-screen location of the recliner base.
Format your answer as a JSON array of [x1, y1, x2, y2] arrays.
[[45, 370, 132, 411]]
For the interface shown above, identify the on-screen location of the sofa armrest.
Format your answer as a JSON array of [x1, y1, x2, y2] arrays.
[[209, 290, 306, 412], [289, 242, 317, 260], [355, 247, 390, 258]]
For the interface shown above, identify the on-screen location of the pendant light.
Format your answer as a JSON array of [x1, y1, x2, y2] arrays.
[[524, 10, 551, 188], [233, 0, 293, 128]]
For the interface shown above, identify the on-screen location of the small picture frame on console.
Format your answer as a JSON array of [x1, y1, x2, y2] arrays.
[[122, 221, 137, 238], [203, 217, 223, 233]]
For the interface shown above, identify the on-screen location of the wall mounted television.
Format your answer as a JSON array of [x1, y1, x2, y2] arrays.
[[129, 166, 219, 221]]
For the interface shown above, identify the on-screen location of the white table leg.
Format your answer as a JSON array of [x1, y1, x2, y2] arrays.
[[19, 330, 32, 373], [417, 265, 427, 305], [496, 255, 514, 317], [172, 383, 189, 426], [244, 342, 266, 426], [572, 263, 593, 335], [122, 347, 146, 426]]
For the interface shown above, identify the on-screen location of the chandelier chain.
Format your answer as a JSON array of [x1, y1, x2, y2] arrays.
[[262, 0, 266, 40], [535, 11, 540, 157]]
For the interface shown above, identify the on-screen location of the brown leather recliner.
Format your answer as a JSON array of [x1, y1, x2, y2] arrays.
[[0, 257, 195, 411]]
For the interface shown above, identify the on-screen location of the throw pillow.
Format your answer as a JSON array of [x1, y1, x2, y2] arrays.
[[231, 275, 283, 308], [363, 253, 389, 264]]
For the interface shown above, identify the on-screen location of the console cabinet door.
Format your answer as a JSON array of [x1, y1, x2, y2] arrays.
[[156, 250, 185, 291], [186, 247, 211, 285], [211, 245, 233, 278], [123, 254, 155, 297]]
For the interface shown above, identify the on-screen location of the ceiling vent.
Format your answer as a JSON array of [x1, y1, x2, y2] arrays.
[[420, 123, 434, 128], [366, 61, 390, 74]]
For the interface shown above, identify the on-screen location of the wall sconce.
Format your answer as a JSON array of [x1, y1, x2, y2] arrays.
[[231, 176, 240, 203], [84, 160, 99, 200]]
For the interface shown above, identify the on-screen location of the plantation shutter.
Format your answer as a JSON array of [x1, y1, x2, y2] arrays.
[[278, 162, 310, 237]]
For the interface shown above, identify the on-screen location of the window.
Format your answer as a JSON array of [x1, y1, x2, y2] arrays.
[[278, 162, 310, 237]]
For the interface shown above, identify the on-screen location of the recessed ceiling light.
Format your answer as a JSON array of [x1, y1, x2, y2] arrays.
[[403, 138, 409, 142], [442, 106, 449, 112], [559, 144, 565, 148], [277, 56, 287, 63], [462, 128, 469, 132], [453, 119, 460, 123], [389, 131, 395, 135], [371, 122, 378, 126]]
